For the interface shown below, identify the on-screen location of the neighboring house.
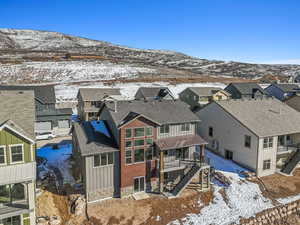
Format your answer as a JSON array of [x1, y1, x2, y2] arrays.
[[284, 94, 300, 112], [77, 88, 124, 121], [179, 87, 231, 110], [134, 87, 174, 100], [72, 100, 210, 202], [0, 91, 36, 225], [196, 97, 300, 177], [264, 83, 300, 101], [224, 83, 266, 99], [0, 85, 72, 137]]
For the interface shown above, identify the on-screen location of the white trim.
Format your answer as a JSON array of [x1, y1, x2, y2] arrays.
[[9, 144, 25, 165], [0, 145, 7, 166], [0, 124, 35, 144], [30, 144, 34, 162]]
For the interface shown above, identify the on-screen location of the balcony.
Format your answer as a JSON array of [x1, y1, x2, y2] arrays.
[[0, 162, 36, 186], [0, 200, 30, 220], [277, 144, 299, 155], [163, 155, 209, 172]]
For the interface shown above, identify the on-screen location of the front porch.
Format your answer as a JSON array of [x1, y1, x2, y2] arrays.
[[155, 134, 210, 197]]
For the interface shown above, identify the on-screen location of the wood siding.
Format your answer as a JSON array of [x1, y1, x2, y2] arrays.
[[157, 123, 196, 139]]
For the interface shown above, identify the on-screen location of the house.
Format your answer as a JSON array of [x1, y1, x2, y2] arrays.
[[72, 99, 210, 202], [0, 85, 73, 138], [179, 87, 231, 110], [196, 97, 300, 177], [0, 91, 36, 225], [264, 83, 300, 101], [224, 83, 266, 99], [77, 88, 124, 121], [284, 94, 300, 112], [134, 87, 174, 100]]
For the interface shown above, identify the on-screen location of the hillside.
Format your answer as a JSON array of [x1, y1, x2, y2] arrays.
[[0, 28, 300, 84]]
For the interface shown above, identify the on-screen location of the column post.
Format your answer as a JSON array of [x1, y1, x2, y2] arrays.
[[159, 149, 164, 193]]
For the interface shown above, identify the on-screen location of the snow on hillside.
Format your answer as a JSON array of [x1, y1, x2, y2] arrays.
[[55, 81, 226, 102], [0, 61, 157, 83]]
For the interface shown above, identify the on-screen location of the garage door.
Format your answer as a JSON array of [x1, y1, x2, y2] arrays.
[[35, 121, 52, 133], [58, 120, 70, 129]]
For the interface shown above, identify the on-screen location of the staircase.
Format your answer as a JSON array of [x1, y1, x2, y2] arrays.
[[281, 150, 300, 175], [170, 164, 201, 197]]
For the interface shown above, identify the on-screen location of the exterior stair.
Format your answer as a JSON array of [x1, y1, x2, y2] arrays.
[[170, 164, 201, 197], [281, 150, 300, 175]]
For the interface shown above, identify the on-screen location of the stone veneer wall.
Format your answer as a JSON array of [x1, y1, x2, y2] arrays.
[[238, 199, 300, 225]]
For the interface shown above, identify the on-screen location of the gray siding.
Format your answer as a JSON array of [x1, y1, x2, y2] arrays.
[[0, 162, 36, 185], [85, 151, 120, 194], [265, 85, 285, 101], [157, 123, 196, 139]]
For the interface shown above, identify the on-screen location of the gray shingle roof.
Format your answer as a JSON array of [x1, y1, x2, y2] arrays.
[[103, 100, 200, 127], [285, 95, 300, 112], [37, 108, 73, 117], [0, 85, 56, 104], [215, 98, 300, 137], [73, 122, 118, 156], [78, 88, 121, 101], [188, 87, 226, 96], [226, 83, 265, 95], [271, 83, 300, 93], [0, 90, 35, 140], [135, 87, 173, 99]]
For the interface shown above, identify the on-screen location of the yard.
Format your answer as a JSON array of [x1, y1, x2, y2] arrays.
[[35, 142, 300, 225]]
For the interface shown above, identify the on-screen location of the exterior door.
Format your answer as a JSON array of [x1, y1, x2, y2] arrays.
[[133, 177, 145, 192], [225, 150, 233, 160]]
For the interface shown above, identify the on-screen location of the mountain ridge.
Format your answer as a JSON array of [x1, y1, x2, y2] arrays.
[[0, 28, 300, 84]]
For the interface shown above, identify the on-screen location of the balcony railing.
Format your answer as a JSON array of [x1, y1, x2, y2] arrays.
[[277, 144, 299, 154], [163, 156, 209, 171], [0, 200, 29, 220]]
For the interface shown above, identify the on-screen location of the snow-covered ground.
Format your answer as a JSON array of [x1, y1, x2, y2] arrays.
[[37, 143, 75, 185], [170, 150, 274, 225], [55, 81, 226, 102], [0, 61, 157, 83]]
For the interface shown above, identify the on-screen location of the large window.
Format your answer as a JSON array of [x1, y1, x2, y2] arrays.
[[0, 183, 26, 205], [146, 127, 153, 136], [0, 146, 6, 165], [244, 135, 251, 148], [263, 159, 271, 170], [125, 150, 132, 164], [146, 147, 155, 160], [0, 185, 10, 204], [181, 123, 190, 132], [146, 138, 153, 145], [125, 141, 132, 148], [160, 125, 170, 134], [209, 127, 213, 137], [134, 139, 144, 147], [263, 137, 273, 149], [94, 152, 114, 167], [10, 145, 23, 163], [125, 128, 132, 138], [134, 149, 145, 163], [134, 128, 145, 137]]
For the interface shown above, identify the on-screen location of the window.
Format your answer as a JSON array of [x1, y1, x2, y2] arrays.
[[134, 139, 144, 147], [263, 159, 271, 170], [125, 150, 132, 164], [146, 147, 154, 160], [0, 185, 10, 204], [181, 123, 190, 132], [10, 145, 23, 163], [11, 183, 25, 202], [160, 125, 170, 134], [94, 152, 114, 167], [134, 149, 145, 163], [146, 127, 153, 136], [125, 141, 132, 148], [0, 146, 6, 165], [0, 183, 26, 205], [134, 128, 145, 137], [263, 137, 273, 149], [244, 135, 251, 148], [209, 127, 213, 137], [125, 129, 132, 138], [1, 215, 21, 225], [146, 138, 153, 145]]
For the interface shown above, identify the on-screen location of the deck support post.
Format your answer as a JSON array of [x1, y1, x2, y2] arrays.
[[159, 149, 164, 193]]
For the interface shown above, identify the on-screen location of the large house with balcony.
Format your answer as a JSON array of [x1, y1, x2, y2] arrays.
[[196, 97, 300, 177], [0, 85, 72, 138], [72, 99, 210, 202], [0, 91, 36, 225], [77, 88, 124, 121]]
